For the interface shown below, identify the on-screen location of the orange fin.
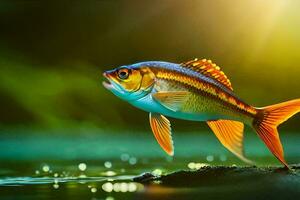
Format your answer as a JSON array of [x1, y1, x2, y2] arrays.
[[207, 120, 253, 164], [149, 113, 174, 156], [152, 91, 190, 112], [181, 58, 233, 91], [254, 99, 300, 168]]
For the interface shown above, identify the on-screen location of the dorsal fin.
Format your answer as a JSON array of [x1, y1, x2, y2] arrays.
[[181, 58, 233, 91]]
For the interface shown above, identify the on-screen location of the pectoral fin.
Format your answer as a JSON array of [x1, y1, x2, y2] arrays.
[[207, 120, 253, 164], [149, 113, 174, 156], [152, 91, 190, 112]]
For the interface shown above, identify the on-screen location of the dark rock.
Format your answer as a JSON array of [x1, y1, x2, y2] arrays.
[[134, 165, 300, 187], [133, 172, 157, 183]]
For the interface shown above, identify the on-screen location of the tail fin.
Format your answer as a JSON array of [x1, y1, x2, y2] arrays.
[[253, 99, 300, 168]]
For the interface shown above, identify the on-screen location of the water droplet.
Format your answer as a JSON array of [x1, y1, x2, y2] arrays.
[[188, 162, 196, 169], [104, 161, 112, 168], [35, 170, 40, 175], [54, 173, 59, 177], [206, 155, 214, 162], [53, 183, 59, 189], [195, 163, 209, 169], [113, 183, 121, 192], [106, 197, 114, 200], [128, 182, 137, 192], [129, 157, 137, 165], [120, 153, 130, 161], [78, 163, 87, 171], [188, 162, 209, 169], [120, 182, 128, 192], [42, 165, 50, 172], [105, 171, 116, 176], [102, 182, 113, 192], [91, 187, 97, 193]]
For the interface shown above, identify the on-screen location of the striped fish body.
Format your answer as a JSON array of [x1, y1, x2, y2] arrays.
[[129, 60, 256, 125], [103, 58, 300, 167], [153, 77, 253, 123]]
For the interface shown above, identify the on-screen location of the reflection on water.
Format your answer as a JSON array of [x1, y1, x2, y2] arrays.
[[0, 131, 299, 200], [0, 160, 145, 200]]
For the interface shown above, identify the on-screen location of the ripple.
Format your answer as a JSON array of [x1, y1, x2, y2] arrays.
[[0, 175, 135, 186]]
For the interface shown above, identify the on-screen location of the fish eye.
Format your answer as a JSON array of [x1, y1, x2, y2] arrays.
[[117, 68, 130, 79]]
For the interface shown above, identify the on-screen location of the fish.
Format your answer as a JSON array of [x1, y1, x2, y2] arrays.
[[102, 58, 300, 167]]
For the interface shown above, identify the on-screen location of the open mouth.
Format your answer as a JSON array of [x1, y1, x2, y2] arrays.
[[102, 80, 113, 89], [102, 72, 118, 91], [102, 72, 113, 89]]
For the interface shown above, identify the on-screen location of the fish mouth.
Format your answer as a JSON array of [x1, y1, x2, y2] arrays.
[[102, 80, 114, 90], [102, 71, 126, 96], [102, 72, 115, 90]]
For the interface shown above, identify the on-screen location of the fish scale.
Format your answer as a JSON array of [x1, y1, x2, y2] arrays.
[[152, 67, 257, 118], [155, 77, 253, 124]]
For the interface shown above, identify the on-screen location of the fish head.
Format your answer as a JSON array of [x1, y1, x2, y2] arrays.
[[103, 65, 155, 101]]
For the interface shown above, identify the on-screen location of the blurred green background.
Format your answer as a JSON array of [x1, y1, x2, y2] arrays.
[[0, 1, 299, 199], [0, 0, 299, 131]]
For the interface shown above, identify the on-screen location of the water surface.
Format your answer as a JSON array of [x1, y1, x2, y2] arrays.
[[0, 130, 299, 200]]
